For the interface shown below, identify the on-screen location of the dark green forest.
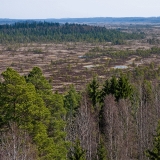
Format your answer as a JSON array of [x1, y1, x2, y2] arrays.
[[0, 22, 144, 44]]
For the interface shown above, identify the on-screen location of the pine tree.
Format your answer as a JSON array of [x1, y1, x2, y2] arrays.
[[0, 68, 56, 159], [0, 68, 69, 159], [25, 66, 52, 95], [26, 67, 68, 159]]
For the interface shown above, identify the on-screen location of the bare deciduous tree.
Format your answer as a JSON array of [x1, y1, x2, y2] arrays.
[[67, 94, 99, 160], [0, 122, 38, 160]]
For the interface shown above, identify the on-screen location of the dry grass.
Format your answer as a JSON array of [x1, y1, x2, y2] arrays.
[[1, 25, 160, 92]]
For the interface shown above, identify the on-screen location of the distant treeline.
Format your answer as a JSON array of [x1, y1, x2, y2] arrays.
[[1, 17, 160, 24], [0, 22, 145, 43], [84, 46, 160, 59]]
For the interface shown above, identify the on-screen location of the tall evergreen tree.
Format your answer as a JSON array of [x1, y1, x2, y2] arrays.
[[64, 85, 80, 117], [110, 76, 118, 96], [100, 79, 111, 104], [87, 77, 99, 107], [116, 74, 133, 101]]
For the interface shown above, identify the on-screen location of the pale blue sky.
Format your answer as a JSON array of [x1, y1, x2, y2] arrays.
[[0, 0, 160, 19]]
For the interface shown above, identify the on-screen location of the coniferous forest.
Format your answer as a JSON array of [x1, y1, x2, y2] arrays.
[[0, 22, 144, 44], [0, 22, 160, 160]]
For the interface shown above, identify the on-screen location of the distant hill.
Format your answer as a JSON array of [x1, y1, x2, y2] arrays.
[[0, 17, 160, 25]]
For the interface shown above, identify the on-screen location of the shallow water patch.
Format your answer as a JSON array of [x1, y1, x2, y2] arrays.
[[113, 65, 128, 69]]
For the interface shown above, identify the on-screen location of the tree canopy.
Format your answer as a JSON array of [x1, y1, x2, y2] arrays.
[[0, 67, 67, 160], [0, 22, 145, 44]]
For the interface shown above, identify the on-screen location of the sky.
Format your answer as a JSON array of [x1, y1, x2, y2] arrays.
[[0, 0, 160, 19]]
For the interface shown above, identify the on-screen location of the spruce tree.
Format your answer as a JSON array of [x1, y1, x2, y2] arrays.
[[110, 76, 118, 97], [87, 77, 99, 107], [116, 75, 132, 101], [64, 85, 80, 117], [100, 79, 111, 104]]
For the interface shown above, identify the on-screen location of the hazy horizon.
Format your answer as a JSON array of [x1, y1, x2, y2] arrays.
[[1, 16, 160, 20], [0, 0, 160, 19]]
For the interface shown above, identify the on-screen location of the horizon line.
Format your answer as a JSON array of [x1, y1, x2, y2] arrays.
[[1, 16, 160, 20]]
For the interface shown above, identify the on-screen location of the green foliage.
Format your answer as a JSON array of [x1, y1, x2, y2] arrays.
[[0, 68, 55, 159], [69, 139, 86, 160], [147, 38, 160, 45], [100, 79, 111, 104], [97, 140, 108, 160], [109, 76, 118, 96], [0, 22, 144, 44], [87, 77, 100, 107], [116, 74, 133, 101], [0, 67, 68, 159], [100, 75, 133, 102], [84, 47, 160, 61], [64, 85, 80, 117], [111, 39, 126, 45], [26, 67, 68, 159], [0, 68, 50, 129], [25, 66, 52, 93], [146, 121, 160, 159]]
